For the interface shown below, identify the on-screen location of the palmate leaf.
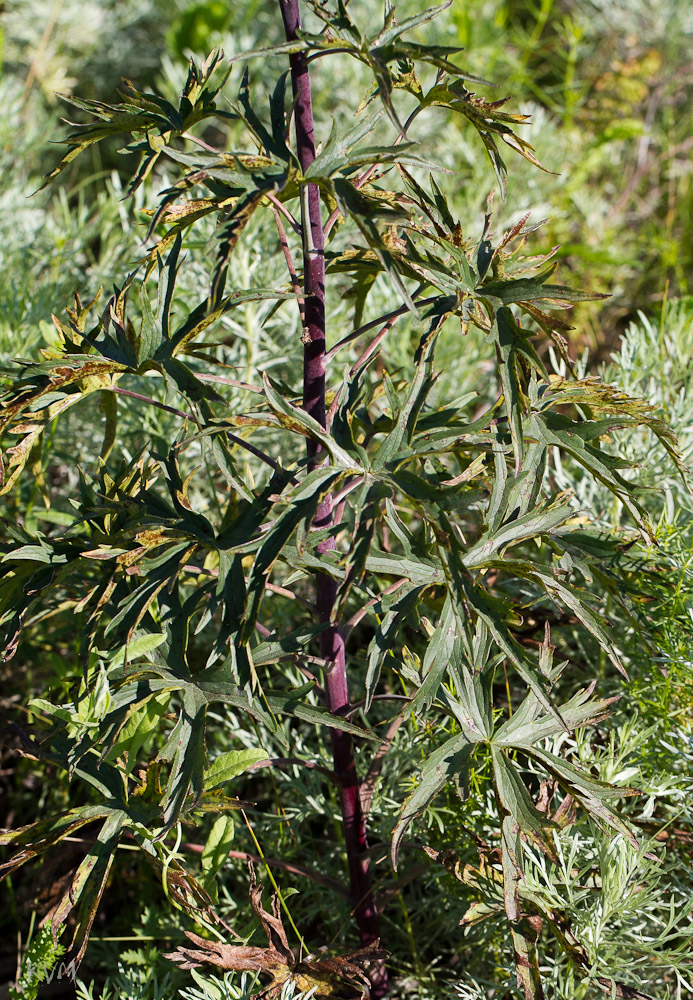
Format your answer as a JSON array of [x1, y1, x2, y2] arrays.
[[445, 659, 494, 742], [421, 80, 551, 199], [436, 543, 564, 726], [462, 498, 576, 569], [106, 667, 376, 833], [0, 355, 127, 494], [262, 373, 362, 469], [160, 288, 296, 360], [540, 375, 688, 481], [478, 265, 609, 309], [499, 558, 628, 678], [528, 409, 654, 538], [492, 306, 548, 473], [0, 762, 212, 963], [40, 49, 233, 191], [493, 681, 616, 749], [304, 112, 382, 180], [372, 327, 438, 470], [491, 747, 558, 862], [526, 746, 641, 847], [0, 805, 114, 881], [331, 177, 418, 312], [49, 809, 126, 964], [406, 594, 457, 715]]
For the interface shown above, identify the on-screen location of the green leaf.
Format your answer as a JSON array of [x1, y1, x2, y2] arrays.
[[526, 746, 640, 847], [304, 113, 381, 179], [463, 499, 575, 569], [408, 593, 457, 714], [242, 466, 344, 640], [105, 632, 167, 667], [261, 375, 360, 469], [205, 747, 267, 790], [201, 815, 235, 891], [491, 747, 557, 861], [391, 731, 475, 868], [50, 809, 127, 965], [372, 327, 437, 470], [365, 583, 427, 710], [505, 688, 614, 751]]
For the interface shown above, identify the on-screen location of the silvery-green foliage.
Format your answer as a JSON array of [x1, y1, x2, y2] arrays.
[[179, 969, 317, 1000], [2, 0, 167, 100], [75, 965, 175, 1000]]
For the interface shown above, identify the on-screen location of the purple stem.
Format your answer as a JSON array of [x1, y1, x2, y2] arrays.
[[278, 0, 384, 968]]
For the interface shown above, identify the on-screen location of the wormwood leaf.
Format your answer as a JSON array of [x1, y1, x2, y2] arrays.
[[161, 288, 295, 359], [331, 177, 418, 313], [304, 112, 382, 180], [40, 50, 232, 192], [463, 499, 575, 569], [493, 682, 616, 748], [407, 594, 457, 714], [457, 577, 563, 726], [510, 919, 545, 1000]]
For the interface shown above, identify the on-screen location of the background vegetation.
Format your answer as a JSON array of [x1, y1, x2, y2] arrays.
[[1, 1, 692, 998]]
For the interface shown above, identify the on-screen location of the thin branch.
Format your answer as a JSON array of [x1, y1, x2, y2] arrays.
[[247, 756, 339, 784], [182, 843, 350, 898], [227, 431, 289, 476], [195, 372, 263, 393], [266, 191, 302, 235], [347, 694, 412, 717], [345, 578, 409, 634], [331, 476, 366, 508], [181, 131, 219, 153], [360, 716, 404, 820], [324, 296, 437, 363], [270, 202, 305, 323], [103, 386, 196, 422], [263, 580, 314, 610], [349, 313, 401, 378]]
